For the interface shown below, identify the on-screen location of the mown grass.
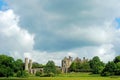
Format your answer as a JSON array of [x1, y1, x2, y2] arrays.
[[0, 72, 120, 80]]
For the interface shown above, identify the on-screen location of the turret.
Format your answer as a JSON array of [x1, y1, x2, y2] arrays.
[[29, 59, 32, 70], [25, 58, 28, 71]]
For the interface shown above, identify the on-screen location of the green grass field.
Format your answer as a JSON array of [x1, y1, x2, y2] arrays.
[[0, 72, 120, 80]]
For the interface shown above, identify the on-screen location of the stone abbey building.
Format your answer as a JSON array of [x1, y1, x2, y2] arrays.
[[25, 58, 43, 74], [61, 56, 88, 73], [25, 56, 88, 74], [61, 56, 73, 73]]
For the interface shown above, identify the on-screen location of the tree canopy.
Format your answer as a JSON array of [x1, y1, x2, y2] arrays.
[[89, 56, 104, 74]]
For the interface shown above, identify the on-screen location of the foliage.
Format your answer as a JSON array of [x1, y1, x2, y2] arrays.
[[101, 56, 120, 76], [80, 62, 91, 72], [44, 60, 57, 76], [115, 62, 120, 75], [69, 60, 91, 72], [32, 62, 44, 68], [35, 71, 43, 77], [0, 54, 28, 77], [89, 56, 104, 74], [1, 54, 120, 78], [0, 55, 14, 77], [16, 70, 29, 77], [14, 59, 24, 74], [56, 67, 62, 74], [69, 62, 77, 72], [114, 56, 120, 63], [101, 61, 116, 76], [44, 72, 55, 77]]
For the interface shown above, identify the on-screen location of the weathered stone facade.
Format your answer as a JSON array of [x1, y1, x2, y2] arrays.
[[61, 56, 73, 73], [61, 56, 88, 73], [29, 68, 43, 74], [25, 58, 29, 71], [24, 58, 43, 74], [25, 56, 88, 74]]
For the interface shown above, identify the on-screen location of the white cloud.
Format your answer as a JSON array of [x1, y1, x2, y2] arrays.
[[0, 10, 34, 59], [2, 0, 120, 65]]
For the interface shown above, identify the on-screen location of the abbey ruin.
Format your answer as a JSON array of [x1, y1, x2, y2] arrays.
[[25, 58, 43, 74], [61, 56, 73, 73], [24, 56, 88, 74], [61, 56, 88, 73]]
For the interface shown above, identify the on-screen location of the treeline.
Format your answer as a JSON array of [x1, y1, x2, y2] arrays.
[[69, 56, 120, 76], [0, 54, 61, 77], [35, 61, 61, 77], [0, 54, 28, 77], [0, 54, 120, 77]]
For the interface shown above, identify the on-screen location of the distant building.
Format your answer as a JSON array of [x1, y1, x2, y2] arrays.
[[25, 56, 89, 74], [74, 57, 88, 63], [61, 56, 73, 73], [61, 56, 88, 73], [24, 58, 43, 74]]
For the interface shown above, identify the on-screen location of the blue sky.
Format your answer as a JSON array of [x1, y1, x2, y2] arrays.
[[0, 0, 8, 11], [115, 18, 120, 29], [0, 0, 120, 65]]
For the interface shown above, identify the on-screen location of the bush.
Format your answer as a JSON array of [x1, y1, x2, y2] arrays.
[[16, 70, 29, 77], [22, 71, 29, 77], [16, 71, 21, 77], [101, 71, 111, 76], [45, 72, 55, 77], [35, 71, 43, 77]]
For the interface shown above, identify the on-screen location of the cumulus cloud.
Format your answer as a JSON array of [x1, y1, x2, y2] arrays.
[[5, 0, 120, 51], [0, 10, 34, 59], [1, 0, 120, 65]]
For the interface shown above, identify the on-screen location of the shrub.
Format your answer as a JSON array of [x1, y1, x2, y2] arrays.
[[101, 71, 111, 76], [45, 72, 55, 77], [16, 70, 29, 77], [35, 71, 43, 77]]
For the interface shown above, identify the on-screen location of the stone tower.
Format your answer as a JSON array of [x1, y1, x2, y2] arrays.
[[61, 56, 72, 73], [29, 59, 32, 70], [25, 58, 28, 71]]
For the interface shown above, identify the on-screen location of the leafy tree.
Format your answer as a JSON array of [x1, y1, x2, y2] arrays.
[[14, 59, 23, 73], [69, 62, 77, 72], [56, 67, 61, 74], [0, 55, 14, 77], [32, 62, 44, 68], [114, 56, 120, 63], [101, 61, 116, 76], [35, 71, 43, 77], [81, 62, 91, 72], [89, 56, 104, 74], [44, 60, 56, 76], [17, 70, 29, 77], [115, 62, 120, 75]]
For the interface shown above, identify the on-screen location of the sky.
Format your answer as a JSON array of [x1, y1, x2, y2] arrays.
[[0, 0, 120, 65]]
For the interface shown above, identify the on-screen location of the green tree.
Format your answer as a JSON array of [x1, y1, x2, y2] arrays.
[[81, 62, 91, 72], [89, 56, 104, 74], [0, 55, 14, 77], [35, 71, 43, 77], [32, 62, 44, 68], [44, 60, 56, 76], [14, 59, 23, 73], [69, 60, 91, 72], [69, 62, 77, 72], [114, 56, 120, 63], [115, 62, 120, 75], [101, 61, 116, 76]]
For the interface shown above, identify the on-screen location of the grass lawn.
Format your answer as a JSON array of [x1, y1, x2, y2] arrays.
[[0, 72, 120, 80]]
